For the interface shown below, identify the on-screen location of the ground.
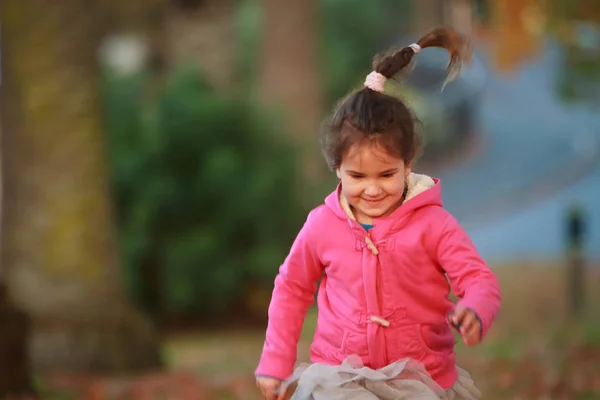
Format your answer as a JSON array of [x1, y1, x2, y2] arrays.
[[38, 263, 600, 399]]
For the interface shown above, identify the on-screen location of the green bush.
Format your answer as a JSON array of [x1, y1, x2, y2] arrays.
[[102, 66, 305, 320]]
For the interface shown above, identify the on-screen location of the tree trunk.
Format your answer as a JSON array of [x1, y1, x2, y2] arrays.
[[446, 0, 474, 35], [0, 283, 35, 398], [165, 0, 237, 92], [413, 0, 445, 33], [489, 0, 542, 73], [101, 0, 168, 96], [0, 1, 162, 373], [258, 0, 324, 175], [0, 111, 35, 397]]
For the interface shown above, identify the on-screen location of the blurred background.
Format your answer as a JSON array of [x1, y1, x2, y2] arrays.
[[1, 0, 600, 398]]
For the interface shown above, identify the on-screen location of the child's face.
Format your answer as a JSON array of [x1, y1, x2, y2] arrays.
[[336, 142, 410, 224]]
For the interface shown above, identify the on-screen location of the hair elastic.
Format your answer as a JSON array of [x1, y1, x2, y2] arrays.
[[363, 71, 386, 93], [408, 43, 422, 53]]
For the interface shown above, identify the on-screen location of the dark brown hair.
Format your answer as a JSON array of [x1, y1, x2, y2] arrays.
[[321, 27, 472, 170]]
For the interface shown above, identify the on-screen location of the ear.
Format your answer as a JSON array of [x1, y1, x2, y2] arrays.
[[336, 168, 342, 180], [404, 160, 412, 177]]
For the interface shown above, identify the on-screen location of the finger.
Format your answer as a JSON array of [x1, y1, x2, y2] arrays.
[[459, 313, 477, 335], [466, 322, 482, 344], [455, 312, 474, 343], [462, 324, 481, 346], [451, 307, 468, 325], [464, 331, 479, 346], [271, 381, 285, 400], [264, 386, 276, 400], [258, 384, 270, 400], [277, 383, 288, 400]]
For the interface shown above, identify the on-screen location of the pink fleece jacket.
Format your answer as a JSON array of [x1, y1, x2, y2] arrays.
[[255, 173, 501, 389]]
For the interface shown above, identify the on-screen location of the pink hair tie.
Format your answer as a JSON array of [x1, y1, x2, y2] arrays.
[[364, 71, 386, 93]]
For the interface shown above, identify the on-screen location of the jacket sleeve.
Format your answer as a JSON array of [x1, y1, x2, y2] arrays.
[[255, 210, 324, 380], [435, 213, 501, 340]]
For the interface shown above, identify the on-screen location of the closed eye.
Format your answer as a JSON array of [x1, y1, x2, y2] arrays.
[[349, 174, 365, 179]]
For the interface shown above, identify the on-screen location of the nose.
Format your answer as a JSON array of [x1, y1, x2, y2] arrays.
[[364, 184, 382, 197]]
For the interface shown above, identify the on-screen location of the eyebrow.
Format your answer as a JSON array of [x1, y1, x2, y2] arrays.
[[346, 168, 399, 175]]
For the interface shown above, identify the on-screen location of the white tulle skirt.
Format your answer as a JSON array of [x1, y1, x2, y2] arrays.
[[285, 355, 481, 400]]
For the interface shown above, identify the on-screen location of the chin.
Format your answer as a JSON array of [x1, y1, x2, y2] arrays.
[[361, 201, 399, 218], [361, 207, 388, 218]]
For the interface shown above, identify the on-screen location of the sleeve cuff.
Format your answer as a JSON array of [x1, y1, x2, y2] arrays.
[[255, 352, 295, 381], [456, 299, 493, 339]]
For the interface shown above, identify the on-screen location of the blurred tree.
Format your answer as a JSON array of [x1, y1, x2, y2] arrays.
[[0, 282, 33, 397], [547, 0, 600, 25], [165, 0, 237, 92], [258, 0, 324, 176], [546, 0, 600, 104], [413, 0, 445, 32], [101, 0, 238, 93], [319, 0, 412, 105], [104, 0, 168, 97], [556, 43, 600, 104], [238, 0, 412, 106], [0, 1, 162, 373], [102, 0, 164, 31], [98, 0, 169, 323], [238, 0, 415, 179], [446, 0, 475, 35], [0, 115, 35, 396], [489, 0, 544, 73], [98, 0, 239, 320], [474, 0, 491, 24], [102, 67, 305, 325]]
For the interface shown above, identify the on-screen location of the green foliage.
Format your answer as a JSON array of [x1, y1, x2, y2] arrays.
[[556, 47, 600, 105], [102, 66, 305, 318]]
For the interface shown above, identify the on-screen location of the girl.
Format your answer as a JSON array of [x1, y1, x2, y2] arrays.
[[255, 26, 501, 400]]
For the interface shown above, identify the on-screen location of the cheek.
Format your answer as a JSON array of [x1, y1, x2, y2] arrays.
[[382, 178, 406, 194], [340, 178, 364, 198]]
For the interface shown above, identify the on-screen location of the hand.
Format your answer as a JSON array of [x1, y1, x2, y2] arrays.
[[449, 306, 482, 346], [256, 376, 287, 400]]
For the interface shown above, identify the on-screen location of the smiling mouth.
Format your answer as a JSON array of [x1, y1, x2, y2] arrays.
[[362, 197, 386, 204]]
